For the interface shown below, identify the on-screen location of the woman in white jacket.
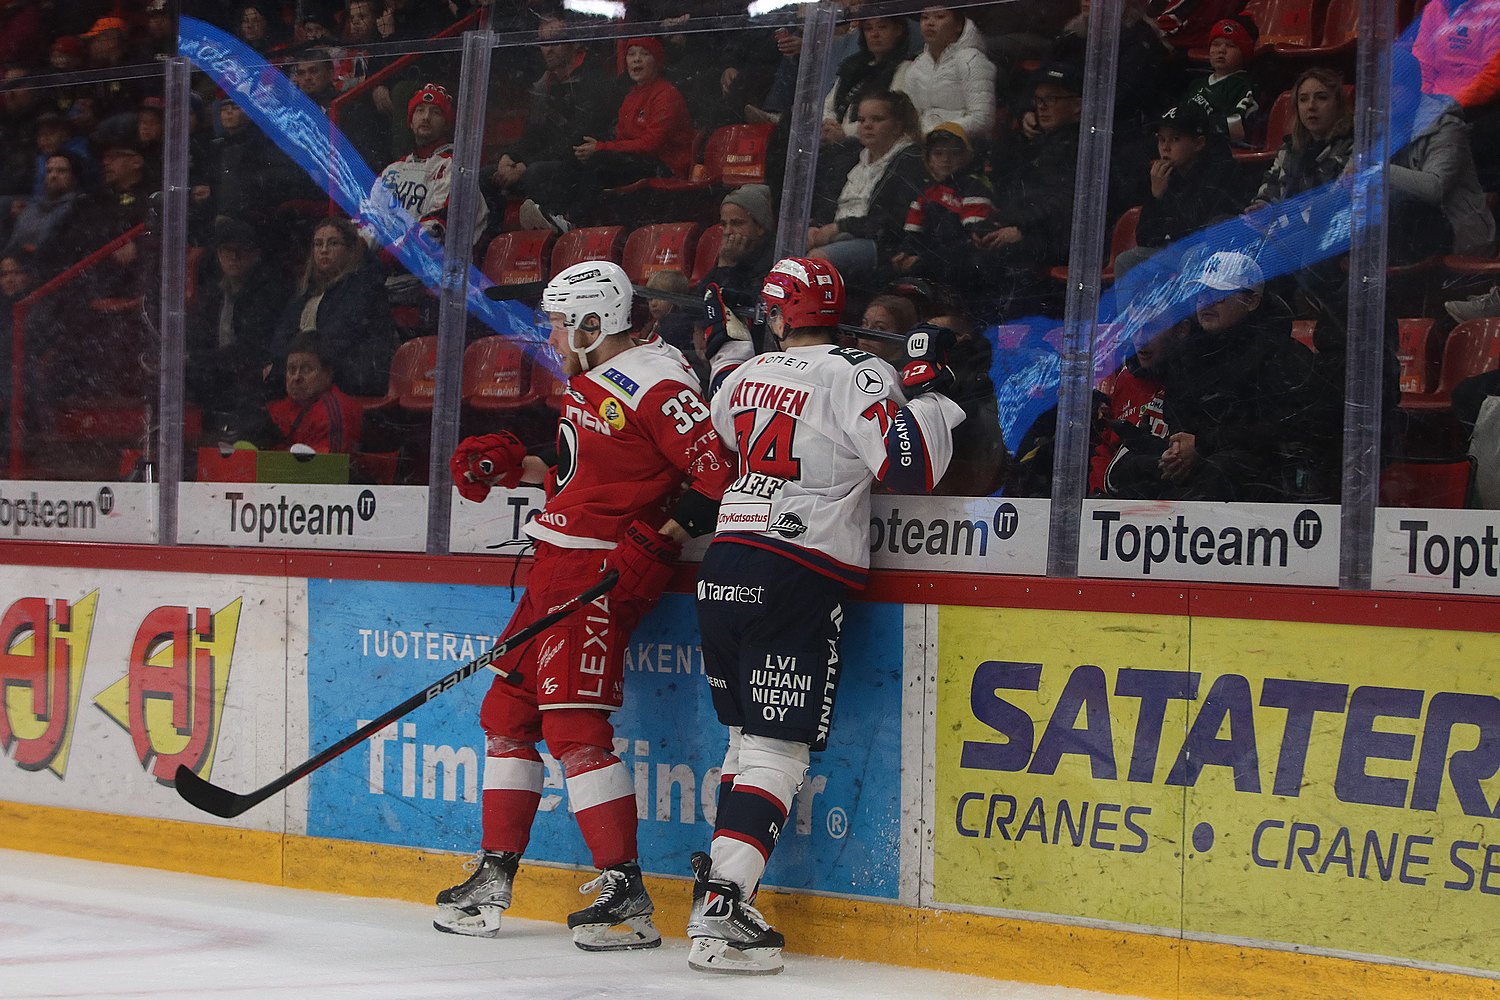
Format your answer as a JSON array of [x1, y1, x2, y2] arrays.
[[893, 7, 997, 139]]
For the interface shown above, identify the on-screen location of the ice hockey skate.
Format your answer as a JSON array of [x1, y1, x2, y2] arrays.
[[565, 862, 661, 951], [432, 850, 518, 937], [686, 852, 785, 975]]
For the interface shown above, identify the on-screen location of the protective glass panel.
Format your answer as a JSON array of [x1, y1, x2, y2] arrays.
[[175, 4, 486, 549], [1083, 5, 1355, 586], [1, 43, 166, 543], [1373, 3, 1500, 596]]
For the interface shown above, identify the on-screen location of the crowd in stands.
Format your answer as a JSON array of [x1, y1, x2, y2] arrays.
[[0, 0, 1496, 507]]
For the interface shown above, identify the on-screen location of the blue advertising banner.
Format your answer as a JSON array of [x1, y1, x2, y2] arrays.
[[306, 580, 904, 898]]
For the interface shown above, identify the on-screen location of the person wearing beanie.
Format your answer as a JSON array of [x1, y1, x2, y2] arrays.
[[1149, 0, 1245, 52], [892, 122, 994, 289], [697, 184, 778, 313], [519, 37, 693, 234], [1179, 17, 1261, 145], [358, 83, 489, 273]]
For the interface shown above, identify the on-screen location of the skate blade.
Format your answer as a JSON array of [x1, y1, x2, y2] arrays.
[[432, 903, 503, 938], [572, 914, 662, 952], [687, 936, 784, 975]]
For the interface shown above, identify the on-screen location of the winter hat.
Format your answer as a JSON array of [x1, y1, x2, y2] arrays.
[[84, 16, 129, 39], [624, 36, 667, 67], [722, 184, 774, 234], [408, 83, 454, 124], [925, 122, 971, 152], [1209, 18, 1255, 63]]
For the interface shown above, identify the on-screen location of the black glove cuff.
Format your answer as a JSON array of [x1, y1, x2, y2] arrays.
[[670, 488, 721, 538]]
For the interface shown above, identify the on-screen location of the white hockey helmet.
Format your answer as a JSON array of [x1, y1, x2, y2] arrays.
[[542, 260, 633, 371]]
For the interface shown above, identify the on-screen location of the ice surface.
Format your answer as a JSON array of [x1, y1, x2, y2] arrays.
[[0, 848, 1143, 1000]]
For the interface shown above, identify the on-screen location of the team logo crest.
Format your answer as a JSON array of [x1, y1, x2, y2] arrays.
[[599, 396, 627, 430]]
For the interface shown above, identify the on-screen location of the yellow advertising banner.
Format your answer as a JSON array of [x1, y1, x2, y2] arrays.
[[935, 606, 1500, 975]]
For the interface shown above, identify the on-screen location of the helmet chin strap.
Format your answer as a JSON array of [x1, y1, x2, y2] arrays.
[[570, 316, 609, 372]]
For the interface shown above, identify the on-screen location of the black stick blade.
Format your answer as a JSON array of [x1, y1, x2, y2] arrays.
[[174, 764, 262, 819]]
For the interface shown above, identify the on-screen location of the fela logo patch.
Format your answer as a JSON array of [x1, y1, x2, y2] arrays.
[[599, 397, 627, 430]]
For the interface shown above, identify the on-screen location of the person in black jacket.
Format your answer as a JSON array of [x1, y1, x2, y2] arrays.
[[974, 63, 1083, 320], [807, 90, 926, 295], [488, 15, 617, 210], [188, 216, 285, 437], [1115, 104, 1244, 277], [270, 217, 397, 399], [1118, 251, 1319, 501]]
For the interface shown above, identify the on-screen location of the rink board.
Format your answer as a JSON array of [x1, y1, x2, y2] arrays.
[[931, 606, 1500, 977], [1, 549, 1498, 999], [301, 582, 907, 899]]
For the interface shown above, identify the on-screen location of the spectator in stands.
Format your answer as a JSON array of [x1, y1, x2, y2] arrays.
[[808, 90, 925, 291], [1181, 18, 1260, 146], [205, 97, 319, 246], [639, 268, 696, 356], [893, 122, 992, 289], [928, 311, 1008, 496], [1091, 318, 1186, 495], [1247, 68, 1353, 211], [488, 14, 615, 210], [265, 334, 365, 454], [84, 17, 144, 121], [974, 64, 1083, 320], [146, 0, 177, 62], [1388, 48, 1495, 263], [5, 151, 84, 273], [892, 6, 996, 139], [1115, 104, 1242, 277], [235, 2, 284, 53], [1048, 0, 1172, 133], [188, 215, 284, 437], [273, 216, 397, 397], [293, 50, 340, 112], [698, 184, 777, 310], [858, 292, 917, 357], [375, 0, 456, 43], [55, 132, 153, 299], [360, 83, 489, 271], [1414, 0, 1500, 191], [822, 16, 914, 147], [0, 68, 40, 203], [985, 1, 1074, 95], [30, 113, 91, 198], [1118, 252, 1317, 501], [345, 0, 380, 44], [518, 37, 692, 233]]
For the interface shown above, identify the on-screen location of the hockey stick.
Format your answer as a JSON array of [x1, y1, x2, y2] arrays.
[[174, 569, 619, 819]]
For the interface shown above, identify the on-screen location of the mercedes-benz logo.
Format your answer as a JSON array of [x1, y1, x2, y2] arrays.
[[855, 369, 883, 395]]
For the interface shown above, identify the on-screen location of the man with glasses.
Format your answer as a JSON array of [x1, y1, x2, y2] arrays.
[[972, 63, 1084, 320]]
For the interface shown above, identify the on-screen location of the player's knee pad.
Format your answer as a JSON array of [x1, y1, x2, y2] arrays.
[[734, 733, 809, 809], [542, 707, 617, 776]]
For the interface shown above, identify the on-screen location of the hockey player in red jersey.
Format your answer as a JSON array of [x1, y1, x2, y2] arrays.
[[433, 260, 732, 951], [687, 258, 966, 974]]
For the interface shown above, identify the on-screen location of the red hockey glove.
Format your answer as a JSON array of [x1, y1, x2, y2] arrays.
[[449, 432, 527, 503], [604, 520, 682, 606], [899, 322, 957, 398]]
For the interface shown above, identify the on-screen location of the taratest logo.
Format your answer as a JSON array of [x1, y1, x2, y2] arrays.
[[0, 592, 99, 776], [95, 600, 242, 786]]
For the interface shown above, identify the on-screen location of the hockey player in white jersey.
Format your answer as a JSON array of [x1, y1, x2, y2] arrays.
[[688, 257, 966, 974]]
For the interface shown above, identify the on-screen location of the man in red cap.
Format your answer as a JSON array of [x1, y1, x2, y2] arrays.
[[357, 82, 488, 266]]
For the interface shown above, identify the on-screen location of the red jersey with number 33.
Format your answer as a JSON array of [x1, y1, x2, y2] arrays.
[[526, 340, 733, 549]]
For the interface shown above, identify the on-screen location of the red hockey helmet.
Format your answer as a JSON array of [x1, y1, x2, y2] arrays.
[[760, 257, 845, 330]]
